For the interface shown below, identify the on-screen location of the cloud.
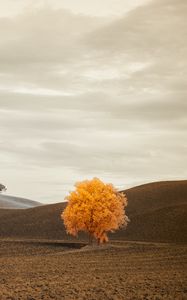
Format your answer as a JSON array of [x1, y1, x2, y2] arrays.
[[0, 0, 150, 18], [0, 0, 186, 202], [0, 8, 104, 67]]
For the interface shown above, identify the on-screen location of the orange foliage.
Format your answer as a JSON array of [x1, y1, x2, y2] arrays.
[[61, 178, 129, 244]]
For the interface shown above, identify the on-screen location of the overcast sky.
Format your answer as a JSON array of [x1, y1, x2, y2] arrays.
[[0, 0, 186, 203]]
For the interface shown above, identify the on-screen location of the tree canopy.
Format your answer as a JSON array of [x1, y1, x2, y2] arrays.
[[61, 177, 129, 244], [0, 183, 6, 192]]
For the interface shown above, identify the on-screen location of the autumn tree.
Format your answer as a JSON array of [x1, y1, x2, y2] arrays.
[[61, 178, 129, 244]]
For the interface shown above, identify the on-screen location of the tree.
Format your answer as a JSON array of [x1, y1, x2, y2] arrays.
[[0, 183, 6, 193], [61, 177, 129, 244]]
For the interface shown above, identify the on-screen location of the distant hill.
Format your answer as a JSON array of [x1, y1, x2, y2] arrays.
[[0, 181, 186, 243], [0, 194, 42, 209]]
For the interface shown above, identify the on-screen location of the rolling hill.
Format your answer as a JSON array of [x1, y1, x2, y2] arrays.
[[0, 194, 42, 209], [115, 180, 187, 243], [0, 180, 186, 243]]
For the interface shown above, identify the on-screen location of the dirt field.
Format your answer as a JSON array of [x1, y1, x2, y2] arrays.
[[0, 240, 186, 300]]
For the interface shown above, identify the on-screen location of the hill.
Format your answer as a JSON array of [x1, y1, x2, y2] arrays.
[[0, 180, 186, 243], [0, 194, 42, 209]]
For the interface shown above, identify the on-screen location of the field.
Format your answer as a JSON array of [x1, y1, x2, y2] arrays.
[[0, 240, 186, 300], [0, 181, 186, 299]]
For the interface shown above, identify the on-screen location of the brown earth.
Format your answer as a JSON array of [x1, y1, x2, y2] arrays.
[[0, 240, 186, 300], [0, 180, 186, 243]]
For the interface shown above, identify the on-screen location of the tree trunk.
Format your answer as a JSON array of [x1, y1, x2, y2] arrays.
[[88, 233, 93, 245]]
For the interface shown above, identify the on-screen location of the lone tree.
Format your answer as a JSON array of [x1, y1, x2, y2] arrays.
[[0, 183, 6, 193], [61, 178, 129, 244]]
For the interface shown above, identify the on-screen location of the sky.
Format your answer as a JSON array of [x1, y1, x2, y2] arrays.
[[0, 0, 186, 203]]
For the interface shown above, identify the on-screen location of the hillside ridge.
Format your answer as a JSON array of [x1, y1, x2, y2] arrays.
[[0, 194, 42, 209], [0, 180, 186, 243]]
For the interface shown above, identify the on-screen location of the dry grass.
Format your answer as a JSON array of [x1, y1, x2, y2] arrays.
[[0, 240, 186, 300]]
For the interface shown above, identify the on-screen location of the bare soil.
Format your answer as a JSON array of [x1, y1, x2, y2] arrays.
[[0, 240, 186, 300]]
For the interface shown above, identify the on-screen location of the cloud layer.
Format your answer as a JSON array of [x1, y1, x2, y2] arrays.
[[0, 0, 186, 202]]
